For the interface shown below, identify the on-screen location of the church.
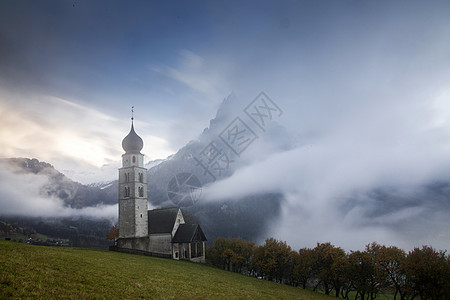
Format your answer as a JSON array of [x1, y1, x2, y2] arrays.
[[113, 116, 207, 263]]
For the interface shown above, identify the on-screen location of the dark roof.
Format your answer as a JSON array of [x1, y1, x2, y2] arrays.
[[148, 207, 179, 234], [122, 123, 144, 154], [172, 223, 207, 243]]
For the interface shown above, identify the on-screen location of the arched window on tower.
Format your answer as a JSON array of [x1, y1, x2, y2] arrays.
[[138, 186, 144, 197], [139, 172, 143, 183], [125, 173, 130, 183], [132, 156, 136, 163], [124, 186, 130, 198]]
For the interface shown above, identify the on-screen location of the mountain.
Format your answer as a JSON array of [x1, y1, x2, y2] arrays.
[[0, 157, 116, 209]]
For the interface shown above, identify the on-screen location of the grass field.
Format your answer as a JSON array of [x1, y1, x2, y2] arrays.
[[0, 240, 335, 299]]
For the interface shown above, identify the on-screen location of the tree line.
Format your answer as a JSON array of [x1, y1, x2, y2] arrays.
[[206, 237, 449, 300]]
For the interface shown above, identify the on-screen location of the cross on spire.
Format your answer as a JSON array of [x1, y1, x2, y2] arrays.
[[131, 106, 134, 121]]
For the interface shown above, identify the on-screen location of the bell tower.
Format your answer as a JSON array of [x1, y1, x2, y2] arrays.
[[118, 109, 148, 238]]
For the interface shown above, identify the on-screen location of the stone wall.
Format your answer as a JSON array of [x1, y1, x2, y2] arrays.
[[116, 237, 149, 252], [118, 200, 135, 238], [149, 234, 172, 255]]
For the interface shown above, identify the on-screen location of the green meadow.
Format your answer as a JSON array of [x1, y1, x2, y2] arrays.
[[0, 240, 334, 299]]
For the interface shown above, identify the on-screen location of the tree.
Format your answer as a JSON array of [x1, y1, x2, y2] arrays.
[[229, 237, 254, 274], [403, 246, 448, 300], [364, 242, 390, 300], [330, 248, 348, 298], [251, 238, 292, 283], [376, 245, 407, 300], [207, 237, 231, 269], [292, 247, 315, 289], [312, 242, 346, 296], [444, 255, 450, 300], [207, 236, 450, 300], [221, 248, 235, 271], [340, 254, 355, 300], [207, 237, 254, 274], [106, 225, 119, 244], [251, 244, 266, 278], [348, 250, 374, 300]]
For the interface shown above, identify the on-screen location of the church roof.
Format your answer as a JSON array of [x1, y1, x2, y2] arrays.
[[122, 122, 144, 154], [172, 223, 207, 243], [148, 207, 179, 234]]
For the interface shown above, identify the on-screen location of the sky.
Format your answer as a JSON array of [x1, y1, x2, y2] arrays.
[[1, 1, 450, 250]]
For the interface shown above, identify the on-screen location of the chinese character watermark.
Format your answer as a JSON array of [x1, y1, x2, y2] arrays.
[[219, 117, 258, 156], [193, 141, 235, 181], [167, 172, 202, 207], [244, 92, 283, 131], [167, 91, 283, 206]]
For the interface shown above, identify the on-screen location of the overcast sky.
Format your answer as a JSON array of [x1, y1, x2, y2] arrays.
[[1, 1, 450, 250]]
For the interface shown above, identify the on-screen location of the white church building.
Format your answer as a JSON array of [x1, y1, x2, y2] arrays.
[[113, 116, 207, 263]]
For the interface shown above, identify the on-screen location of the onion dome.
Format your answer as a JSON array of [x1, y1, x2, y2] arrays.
[[122, 123, 144, 154]]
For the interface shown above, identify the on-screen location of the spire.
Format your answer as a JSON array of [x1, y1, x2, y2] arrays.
[[122, 106, 144, 154]]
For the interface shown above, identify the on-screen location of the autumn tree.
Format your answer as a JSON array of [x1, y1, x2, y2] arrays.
[[221, 248, 235, 271], [251, 244, 266, 278], [207, 237, 254, 274], [207, 237, 231, 269], [292, 247, 316, 289], [340, 254, 356, 300], [403, 246, 448, 300], [444, 255, 450, 300], [347, 250, 374, 300], [365, 242, 391, 299], [376, 245, 408, 300], [312, 242, 346, 296], [229, 237, 254, 274], [251, 238, 292, 283], [106, 224, 119, 243], [208, 236, 449, 300]]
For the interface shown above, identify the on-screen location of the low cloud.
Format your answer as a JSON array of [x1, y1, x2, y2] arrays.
[[0, 166, 118, 222], [193, 6, 450, 251], [200, 86, 450, 251]]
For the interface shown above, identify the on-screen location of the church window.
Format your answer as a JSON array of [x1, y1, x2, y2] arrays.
[[124, 186, 130, 197], [139, 172, 143, 183], [125, 173, 130, 183], [140, 214, 143, 218], [138, 186, 144, 197], [132, 156, 136, 163]]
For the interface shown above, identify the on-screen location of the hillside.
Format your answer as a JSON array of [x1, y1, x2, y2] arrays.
[[0, 240, 333, 299]]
